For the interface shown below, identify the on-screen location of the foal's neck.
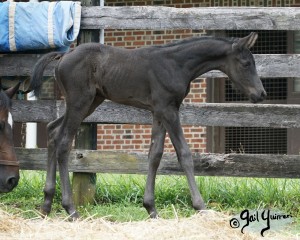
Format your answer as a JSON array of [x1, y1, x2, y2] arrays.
[[169, 37, 231, 81]]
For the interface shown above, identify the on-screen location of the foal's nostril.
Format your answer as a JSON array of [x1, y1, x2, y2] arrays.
[[6, 176, 19, 189]]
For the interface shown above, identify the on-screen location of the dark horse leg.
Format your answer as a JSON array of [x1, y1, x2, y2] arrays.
[[42, 93, 104, 218], [160, 107, 205, 212], [144, 106, 205, 217], [143, 116, 166, 218], [41, 116, 64, 216]]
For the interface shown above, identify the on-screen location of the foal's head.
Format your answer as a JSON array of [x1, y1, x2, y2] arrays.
[[224, 32, 266, 103], [0, 83, 20, 193]]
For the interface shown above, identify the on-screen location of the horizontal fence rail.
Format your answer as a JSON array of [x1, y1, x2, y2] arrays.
[[1, 54, 300, 78], [80, 6, 300, 30], [11, 100, 300, 128], [16, 148, 300, 178]]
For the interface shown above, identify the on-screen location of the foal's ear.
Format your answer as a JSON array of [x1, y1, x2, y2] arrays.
[[233, 32, 258, 50], [5, 82, 21, 99]]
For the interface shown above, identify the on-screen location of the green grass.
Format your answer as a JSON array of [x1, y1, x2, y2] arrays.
[[0, 170, 299, 224]]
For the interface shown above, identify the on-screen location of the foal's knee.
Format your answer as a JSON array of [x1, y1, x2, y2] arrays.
[[177, 149, 192, 161], [150, 148, 163, 160], [55, 137, 72, 159], [177, 150, 193, 169], [148, 150, 163, 171]]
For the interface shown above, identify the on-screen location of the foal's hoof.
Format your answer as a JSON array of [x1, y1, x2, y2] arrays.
[[40, 206, 51, 218], [149, 211, 159, 219], [193, 202, 206, 211], [68, 211, 80, 221], [39, 211, 49, 219]]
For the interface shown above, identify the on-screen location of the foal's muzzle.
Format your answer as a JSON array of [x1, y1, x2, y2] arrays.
[[250, 90, 267, 103]]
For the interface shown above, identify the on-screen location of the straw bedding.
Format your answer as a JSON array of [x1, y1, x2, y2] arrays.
[[0, 208, 298, 240]]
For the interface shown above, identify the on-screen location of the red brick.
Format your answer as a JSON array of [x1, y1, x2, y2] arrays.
[[191, 128, 204, 133], [103, 135, 114, 140], [153, 41, 164, 45], [105, 37, 116, 42], [113, 130, 125, 134], [103, 145, 115, 150], [103, 125, 115, 129], [114, 42, 126, 47], [113, 32, 126, 36], [133, 41, 145, 46], [132, 140, 143, 144], [124, 36, 136, 41], [133, 31, 145, 35], [122, 125, 134, 129], [113, 140, 125, 145], [133, 129, 144, 134], [122, 145, 134, 149], [97, 130, 105, 134], [162, 35, 175, 40]]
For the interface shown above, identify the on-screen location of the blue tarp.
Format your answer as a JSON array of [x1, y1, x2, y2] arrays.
[[0, 1, 81, 52]]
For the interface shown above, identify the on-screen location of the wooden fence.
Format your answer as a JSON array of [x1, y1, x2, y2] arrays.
[[2, 6, 300, 178]]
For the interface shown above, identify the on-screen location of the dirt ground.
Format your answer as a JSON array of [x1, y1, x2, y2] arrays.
[[0, 208, 298, 240]]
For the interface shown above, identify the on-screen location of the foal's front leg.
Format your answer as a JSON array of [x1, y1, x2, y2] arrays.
[[55, 117, 84, 219], [55, 94, 100, 218], [143, 117, 166, 218], [161, 108, 206, 211]]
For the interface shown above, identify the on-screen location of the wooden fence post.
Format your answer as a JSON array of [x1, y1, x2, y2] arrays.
[[72, 0, 100, 207], [73, 124, 97, 206]]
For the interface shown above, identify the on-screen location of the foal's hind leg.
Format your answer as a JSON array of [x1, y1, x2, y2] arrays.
[[41, 116, 64, 216], [143, 117, 166, 218]]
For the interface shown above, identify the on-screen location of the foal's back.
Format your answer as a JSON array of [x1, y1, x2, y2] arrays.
[[57, 43, 158, 110]]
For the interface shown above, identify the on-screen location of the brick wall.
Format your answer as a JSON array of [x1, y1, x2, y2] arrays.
[[97, 0, 210, 153], [104, 29, 203, 48], [39, 78, 55, 100], [97, 0, 296, 153]]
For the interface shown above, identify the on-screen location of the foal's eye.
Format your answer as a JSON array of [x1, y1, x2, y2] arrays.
[[240, 60, 251, 68]]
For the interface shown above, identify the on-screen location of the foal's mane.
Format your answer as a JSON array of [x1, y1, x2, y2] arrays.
[[152, 36, 235, 49]]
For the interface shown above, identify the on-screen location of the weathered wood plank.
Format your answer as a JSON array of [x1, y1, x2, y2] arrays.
[[11, 100, 300, 128], [0, 54, 56, 77], [12, 100, 56, 123], [1, 54, 300, 78], [15, 148, 300, 178], [83, 102, 300, 128], [0, 53, 299, 78], [81, 6, 300, 30]]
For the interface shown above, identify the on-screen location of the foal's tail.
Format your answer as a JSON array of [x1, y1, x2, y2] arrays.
[[30, 52, 65, 97]]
